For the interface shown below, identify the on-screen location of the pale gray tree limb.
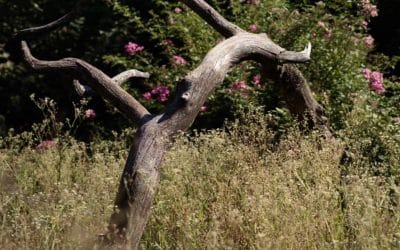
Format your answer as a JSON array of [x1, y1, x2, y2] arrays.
[[73, 69, 150, 96], [16, 0, 330, 249], [21, 41, 150, 122]]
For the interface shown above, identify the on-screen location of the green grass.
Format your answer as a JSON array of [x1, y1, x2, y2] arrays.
[[0, 114, 399, 249]]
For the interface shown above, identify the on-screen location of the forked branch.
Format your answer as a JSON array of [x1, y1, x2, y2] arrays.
[[15, 1, 85, 40], [113, 69, 150, 84], [21, 41, 150, 122], [180, 0, 327, 128], [74, 69, 150, 96], [16, 1, 329, 249], [180, 0, 244, 37]]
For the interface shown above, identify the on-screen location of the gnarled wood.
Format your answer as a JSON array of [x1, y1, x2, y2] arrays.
[[17, 0, 330, 249], [180, 0, 244, 37], [73, 69, 150, 96], [21, 41, 150, 122], [15, 0, 85, 40], [107, 32, 316, 249]]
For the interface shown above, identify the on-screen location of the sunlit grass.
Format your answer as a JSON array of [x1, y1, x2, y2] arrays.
[[0, 112, 399, 249]]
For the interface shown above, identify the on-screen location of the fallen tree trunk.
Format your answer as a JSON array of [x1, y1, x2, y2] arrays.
[[16, 0, 329, 248]]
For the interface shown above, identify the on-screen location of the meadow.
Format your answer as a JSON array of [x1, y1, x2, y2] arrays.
[[1, 110, 399, 249]]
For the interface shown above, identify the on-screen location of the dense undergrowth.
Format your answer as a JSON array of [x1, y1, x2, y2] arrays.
[[1, 109, 399, 249]]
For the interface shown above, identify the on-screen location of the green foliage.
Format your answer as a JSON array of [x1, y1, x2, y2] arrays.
[[0, 0, 396, 134], [1, 0, 400, 248]]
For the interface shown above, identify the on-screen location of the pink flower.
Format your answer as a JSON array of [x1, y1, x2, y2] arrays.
[[143, 92, 152, 100], [231, 80, 252, 96], [84, 109, 96, 119], [370, 8, 378, 17], [174, 7, 182, 13], [172, 55, 188, 65], [124, 42, 144, 55], [231, 80, 249, 91], [362, 68, 385, 93], [36, 140, 57, 152], [317, 21, 325, 28], [364, 35, 374, 47], [359, 0, 378, 18], [252, 74, 261, 87], [163, 38, 174, 47], [370, 82, 385, 93], [248, 24, 258, 32], [200, 105, 208, 112], [158, 94, 169, 102], [362, 20, 369, 28], [324, 29, 333, 41], [362, 68, 372, 79], [150, 86, 170, 102]]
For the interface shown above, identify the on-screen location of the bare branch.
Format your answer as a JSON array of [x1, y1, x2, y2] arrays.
[[180, 0, 244, 37], [73, 79, 92, 96], [155, 33, 311, 131], [278, 42, 312, 63], [108, 31, 320, 246], [112, 69, 150, 85], [73, 69, 150, 96], [15, 0, 86, 39], [180, 0, 313, 63], [21, 41, 150, 122]]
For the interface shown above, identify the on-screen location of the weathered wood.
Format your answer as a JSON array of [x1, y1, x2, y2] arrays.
[[20, 41, 150, 122], [73, 69, 150, 96], [263, 63, 328, 129], [17, 0, 329, 249], [107, 32, 315, 249]]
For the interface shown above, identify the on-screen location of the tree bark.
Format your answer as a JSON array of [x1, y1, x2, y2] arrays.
[[16, 0, 330, 249], [263, 63, 328, 130], [106, 32, 320, 249]]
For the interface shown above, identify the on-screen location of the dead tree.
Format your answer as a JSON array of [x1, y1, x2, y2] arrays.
[[16, 0, 328, 248]]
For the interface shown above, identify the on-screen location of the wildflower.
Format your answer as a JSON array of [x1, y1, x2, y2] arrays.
[[369, 7, 378, 17], [230, 80, 251, 97], [174, 7, 182, 13], [200, 105, 208, 112], [359, 0, 378, 18], [124, 42, 144, 55], [172, 55, 188, 65], [364, 35, 374, 47], [362, 68, 385, 93], [143, 92, 152, 100], [163, 38, 174, 47], [248, 24, 258, 32], [324, 29, 333, 41], [317, 21, 325, 28], [84, 109, 96, 119], [362, 20, 369, 28], [362, 68, 372, 78], [370, 81, 385, 93], [252, 74, 261, 87], [36, 140, 57, 152], [369, 71, 385, 93], [231, 80, 249, 91], [150, 86, 170, 102]]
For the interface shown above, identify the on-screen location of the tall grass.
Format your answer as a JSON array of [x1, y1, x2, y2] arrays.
[[0, 112, 399, 249]]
